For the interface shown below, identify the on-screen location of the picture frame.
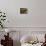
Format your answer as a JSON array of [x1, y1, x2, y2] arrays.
[[20, 8, 28, 14]]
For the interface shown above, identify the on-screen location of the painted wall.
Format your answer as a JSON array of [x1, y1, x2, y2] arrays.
[[0, 0, 46, 46], [0, 0, 46, 27]]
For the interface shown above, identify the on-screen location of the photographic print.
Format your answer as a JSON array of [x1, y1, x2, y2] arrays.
[[20, 8, 28, 14]]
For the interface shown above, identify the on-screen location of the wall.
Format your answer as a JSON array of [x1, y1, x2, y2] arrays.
[[0, 0, 46, 46], [0, 0, 31, 27], [0, 0, 46, 27]]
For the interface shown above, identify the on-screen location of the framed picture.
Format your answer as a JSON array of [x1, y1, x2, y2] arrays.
[[20, 8, 28, 14]]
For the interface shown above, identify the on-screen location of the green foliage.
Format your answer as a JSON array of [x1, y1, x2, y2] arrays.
[[0, 11, 6, 28]]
